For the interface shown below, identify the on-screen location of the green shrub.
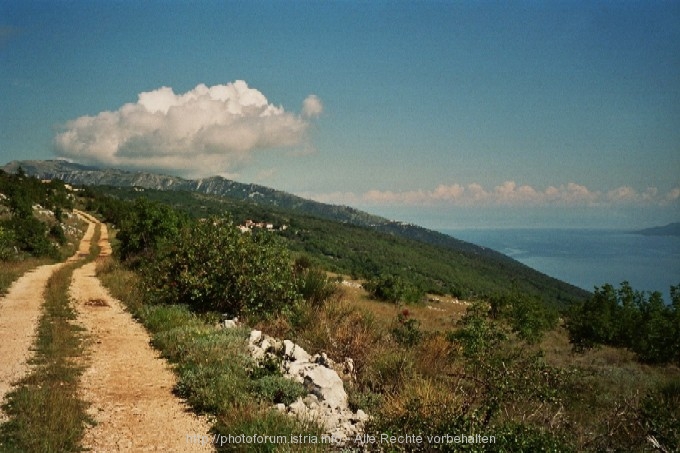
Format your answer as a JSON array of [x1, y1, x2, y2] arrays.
[[0, 225, 16, 260], [391, 310, 423, 347], [489, 422, 576, 452], [365, 274, 423, 304], [116, 197, 185, 261], [489, 291, 558, 343], [49, 223, 67, 245], [251, 375, 306, 405], [448, 302, 507, 359], [294, 266, 337, 307], [2, 216, 56, 258], [143, 218, 302, 318]]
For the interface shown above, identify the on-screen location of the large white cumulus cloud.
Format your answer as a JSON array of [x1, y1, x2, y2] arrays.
[[54, 81, 323, 176]]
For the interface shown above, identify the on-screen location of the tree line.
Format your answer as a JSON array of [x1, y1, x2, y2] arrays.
[[567, 282, 680, 365]]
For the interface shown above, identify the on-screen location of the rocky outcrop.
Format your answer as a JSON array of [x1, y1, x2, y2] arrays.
[[226, 320, 368, 442]]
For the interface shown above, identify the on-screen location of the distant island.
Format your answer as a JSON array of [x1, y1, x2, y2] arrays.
[[634, 222, 680, 237]]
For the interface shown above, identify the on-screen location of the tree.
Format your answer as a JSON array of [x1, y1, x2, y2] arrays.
[[488, 289, 558, 343], [365, 274, 423, 304], [143, 218, 301, 318], [4, 216, 54, 257], [566, 283, 619, 351], [117, 198, 185, 261], [633, 291, 676, 363], [566, 282, 680, 364]]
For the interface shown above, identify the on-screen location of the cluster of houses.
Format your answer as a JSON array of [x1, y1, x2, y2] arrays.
[[40, 179, 82, 192], [238, 219, 288, 233]]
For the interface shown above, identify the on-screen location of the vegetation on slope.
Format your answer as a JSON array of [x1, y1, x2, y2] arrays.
[[0, 169, 86, 294], [567, 282, 680, 365], [2, 160, 589, 305], [91, 192, 678, 452], [82, 185, 589, 308], [0, 168, 76, 260]]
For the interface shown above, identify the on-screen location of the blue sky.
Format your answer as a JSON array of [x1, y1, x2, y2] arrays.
[[1, 0, 678, 229]]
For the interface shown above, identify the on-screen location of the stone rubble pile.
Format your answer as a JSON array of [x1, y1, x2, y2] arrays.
[[224, 319, 368, 442]]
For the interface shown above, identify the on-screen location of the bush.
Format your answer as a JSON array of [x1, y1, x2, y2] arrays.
[[144, 218, 302, 319], [2, 216, 56, 258], [49, 224, 67, 245], [391, 310, 423, 347], [365, 274, 423, 304], [250, 375, 307, 405], [489, 291, 558, 343], [0, 226, 16, 260], [448, 302, 507, 359], [293, 259, 337, 307], [116, 198, 184, 261]]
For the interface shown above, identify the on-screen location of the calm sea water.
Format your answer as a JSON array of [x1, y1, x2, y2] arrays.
[[441, 228, 680, 302]]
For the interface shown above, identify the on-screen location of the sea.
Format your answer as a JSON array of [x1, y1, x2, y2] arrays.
[[441, 228, 680, 303]]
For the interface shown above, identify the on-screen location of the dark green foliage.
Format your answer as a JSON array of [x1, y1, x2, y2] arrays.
[[488, 423, 576, 452], [0, 169, 73, 217], [2, 215, 56, 258], [143, 218, 301, 318], [49, 223, 67, 245], [449, 302, 507, 359], [249, 355, 306, 405], [250, 375, 307, 405], [489, 290, 558, 343], [0, 225, 16, 260], [566, 282, 680, 364], [365, 274, 424, 304], [116, 197, 185, 261], [0, 170, 75, 259]]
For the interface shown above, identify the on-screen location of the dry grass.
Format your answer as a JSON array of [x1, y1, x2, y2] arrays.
[[0, 258, 51, 296], [415, 332, 456, 379], [336, 279, 468, 332], [293, 295, 388, 379], [379, 375, 464, 424]]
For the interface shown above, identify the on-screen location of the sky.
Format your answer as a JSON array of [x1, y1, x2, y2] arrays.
[[1, 0, 679, 229]]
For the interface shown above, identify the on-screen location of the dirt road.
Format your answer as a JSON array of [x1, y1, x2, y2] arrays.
[[0, 212, 95, 421], [71, 221, 214, 452]]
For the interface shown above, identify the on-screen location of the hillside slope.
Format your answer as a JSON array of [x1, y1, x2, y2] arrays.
[[3, 160, 590, 306]]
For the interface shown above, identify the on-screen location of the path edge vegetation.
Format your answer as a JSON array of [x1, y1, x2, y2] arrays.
[[97, 257, 328, 453], [0, 224, 100, 453]]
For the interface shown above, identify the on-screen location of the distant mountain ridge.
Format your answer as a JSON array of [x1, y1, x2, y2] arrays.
[[635, 222, 680, 237], [2, 159, 591, 305], [3, 159, 390, 227]]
